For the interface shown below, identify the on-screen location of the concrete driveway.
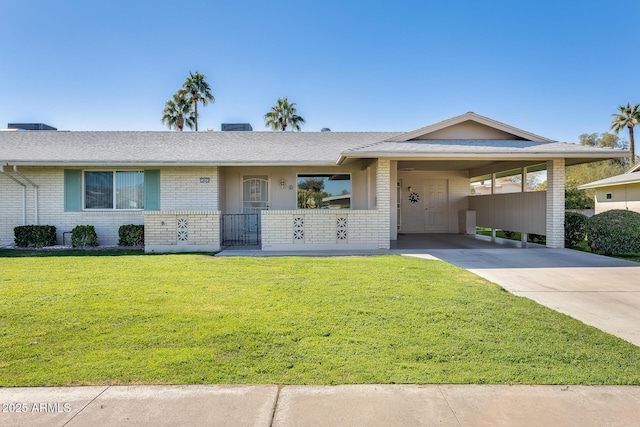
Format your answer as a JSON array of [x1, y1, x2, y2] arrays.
[[406, 247, 640, 346]]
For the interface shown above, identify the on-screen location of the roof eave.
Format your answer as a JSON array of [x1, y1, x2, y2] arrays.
[[1, 160, 338, 167], [338, 151, 628, 161]]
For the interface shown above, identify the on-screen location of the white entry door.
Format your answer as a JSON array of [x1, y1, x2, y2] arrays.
[[424, 180, 448, 232]]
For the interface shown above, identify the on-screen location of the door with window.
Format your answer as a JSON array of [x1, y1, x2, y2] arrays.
[[424, 180, 448, 232]]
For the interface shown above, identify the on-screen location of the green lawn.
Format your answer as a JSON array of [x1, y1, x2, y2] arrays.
[[1, 253, 639, 386]]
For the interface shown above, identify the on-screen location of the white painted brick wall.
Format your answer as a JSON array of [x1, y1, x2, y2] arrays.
[[0, 167, 219, 246], [376, 159, 391, 249], [261, 210, 378, 250], [546, 159, 565, 248], [161, 167, 219, 210]]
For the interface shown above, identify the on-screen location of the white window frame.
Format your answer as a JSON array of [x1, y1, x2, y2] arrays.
[[83, 170, 145, 211], [296, 172, 352, 210]]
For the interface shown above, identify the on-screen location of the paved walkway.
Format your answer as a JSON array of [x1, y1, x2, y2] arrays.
[[1, 384, 639, 426]]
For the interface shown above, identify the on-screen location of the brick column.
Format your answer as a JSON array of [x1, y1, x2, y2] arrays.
[[546, 159, 565, 248], [376, 159, 391, 249]]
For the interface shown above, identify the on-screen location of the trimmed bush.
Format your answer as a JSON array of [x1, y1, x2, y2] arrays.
[[587, 210, 640, 255], [564, 212, 588, 248], [71, 225, 98, 248], [528, 233, 546, 244], [118, 224, 144, 247], [14, 225, 57, 248]]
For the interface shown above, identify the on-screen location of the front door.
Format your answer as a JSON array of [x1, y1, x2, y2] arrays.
[[424, 180, 448, 232], [242, 176, 269, 229]]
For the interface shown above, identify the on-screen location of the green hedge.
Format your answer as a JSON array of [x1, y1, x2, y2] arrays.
[[587, 210, 640, 255], [71, 225, 98, 248], [118, 224, 144, 247], [564, 212, 588, 248], [14, 225, 57, 248]]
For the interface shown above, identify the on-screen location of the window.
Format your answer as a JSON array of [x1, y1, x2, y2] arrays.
[[297, 174, 351, 209], [606, 193, 612, 200], [85, 171, 144, 210]]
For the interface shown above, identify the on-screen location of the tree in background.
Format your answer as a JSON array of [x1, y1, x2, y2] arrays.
[[564, 132, 627, 208], [264, 97, 306, 131], [183, 71, 215, 131], [161, 90, 194, 131], [535, 133, 628, 209], [610, 102, 640, 165]]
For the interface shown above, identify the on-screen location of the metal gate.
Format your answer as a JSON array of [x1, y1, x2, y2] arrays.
[[221, 214, 260, 246]]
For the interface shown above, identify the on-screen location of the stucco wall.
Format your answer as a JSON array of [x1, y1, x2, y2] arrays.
[[416, 121, 524, 140], [218, 165, 372, 213], [594, 184, 640, 214], [468, 191, 546, 235], [397, 170, 470, 234]]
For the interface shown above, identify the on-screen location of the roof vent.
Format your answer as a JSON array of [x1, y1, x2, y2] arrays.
[[221, 123, 252, 131], [320, 128, 331, 132], [8, 123, 57, 131]]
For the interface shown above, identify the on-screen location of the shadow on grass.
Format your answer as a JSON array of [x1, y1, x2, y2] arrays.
[[0, 248, 149, 258]]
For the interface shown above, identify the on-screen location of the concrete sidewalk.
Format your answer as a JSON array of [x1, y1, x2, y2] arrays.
[[1, 384, 639, 426]]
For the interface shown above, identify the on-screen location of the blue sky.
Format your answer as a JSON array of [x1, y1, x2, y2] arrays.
[[1, 0, 638, 143]]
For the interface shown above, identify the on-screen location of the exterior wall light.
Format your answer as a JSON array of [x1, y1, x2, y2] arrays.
[[280, 178, 286, 189]]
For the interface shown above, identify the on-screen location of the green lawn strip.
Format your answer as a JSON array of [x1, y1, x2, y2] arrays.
[[1, 255, 638, 386]]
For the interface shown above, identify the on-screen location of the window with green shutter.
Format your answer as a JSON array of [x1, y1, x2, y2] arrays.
[[64, 169, 160, 211]]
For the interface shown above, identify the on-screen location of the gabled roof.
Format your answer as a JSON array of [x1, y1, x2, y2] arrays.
[[386, 112, 554, 142], [578, 164, 640, 189]]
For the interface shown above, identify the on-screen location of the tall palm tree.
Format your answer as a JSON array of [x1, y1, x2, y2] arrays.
[[183, 71, 215, 131], [161, 90, 195, 131], [264, 97, 306, 131], [610, 102, 640, 165]]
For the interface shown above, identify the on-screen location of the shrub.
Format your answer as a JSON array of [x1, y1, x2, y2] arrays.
[[502, 230, 517, 239], [528, 233, 546, 244], [118, 224, 144, 247], [587, 210, 640, 255], [71, 225, 98, 248], [13, 225, 57, 248], [564, 212, 588, 248]]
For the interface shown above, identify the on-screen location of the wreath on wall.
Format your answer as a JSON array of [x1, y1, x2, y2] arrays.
[[409, 192, 420, 204]]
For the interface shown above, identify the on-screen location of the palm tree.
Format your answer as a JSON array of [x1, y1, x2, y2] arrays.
[[161, 90, 195, 131], [610, 102, 640, 165], [264, 97, 306, 131], [183, 71, 215, 131]]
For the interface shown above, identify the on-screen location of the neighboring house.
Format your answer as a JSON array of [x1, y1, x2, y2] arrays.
[[578, 163, 640, 214], [471, 180, 534, 195], [0, 112, 627, 252]]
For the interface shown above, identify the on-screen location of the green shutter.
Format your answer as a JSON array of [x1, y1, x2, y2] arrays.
[[64, 169, 81, 212], [144, 170, 160, 211]]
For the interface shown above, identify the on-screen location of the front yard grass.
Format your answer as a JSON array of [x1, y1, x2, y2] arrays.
[[1, 254, 639, 386]]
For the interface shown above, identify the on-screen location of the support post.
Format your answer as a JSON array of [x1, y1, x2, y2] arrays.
[[376, 159, 391, 249], [546, 159, 565, 248]]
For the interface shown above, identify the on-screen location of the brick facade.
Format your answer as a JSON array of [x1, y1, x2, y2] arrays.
[[546, 159, 565, 248]]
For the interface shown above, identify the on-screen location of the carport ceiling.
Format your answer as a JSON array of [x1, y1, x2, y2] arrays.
[[397, 160, 547, 179], [396, 157, 612, 181]]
